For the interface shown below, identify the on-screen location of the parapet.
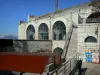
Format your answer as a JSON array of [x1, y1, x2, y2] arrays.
[[19, 20, 27, 25], [28, 15, 37, 21]]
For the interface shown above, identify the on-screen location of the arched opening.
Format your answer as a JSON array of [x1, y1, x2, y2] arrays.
[[38, 23, 49, 40], [86, 12, 100, 23], [53, 21, 66, 40], [26, 25, 35, 40], [54, 47, 63, 55], [30, 34, 33, 40], [84, 36, 97, 43]]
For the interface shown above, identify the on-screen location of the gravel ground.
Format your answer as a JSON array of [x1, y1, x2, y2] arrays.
[[82, 63, 100, 75]]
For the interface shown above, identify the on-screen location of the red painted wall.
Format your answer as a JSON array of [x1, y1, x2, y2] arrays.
[[0, 52, 49, 74]]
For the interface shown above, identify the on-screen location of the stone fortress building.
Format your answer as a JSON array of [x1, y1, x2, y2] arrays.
[[18, 2, 100, 62]]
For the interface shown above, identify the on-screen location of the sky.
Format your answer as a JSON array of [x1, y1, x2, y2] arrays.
[[0, 0, 90, 37]]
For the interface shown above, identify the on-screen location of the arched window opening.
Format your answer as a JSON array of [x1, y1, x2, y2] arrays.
[[38, 23, 49, 40], [54, 47, 63, 55], [59, 33, 62, 40], [53, 21, 66, 40], [84, 36, 97, 43], [30, 34, 33, 40], [26, 25, 35, 40], [86, 12, 100, 23]]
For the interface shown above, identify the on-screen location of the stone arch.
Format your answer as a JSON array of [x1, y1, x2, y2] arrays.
[[53, 47, 63, 55], [53, 21, 66, 40], [84, 36, 97, 43], [26, 25, 35, 40], [38, 23, 49, 40], [86, 12, 100, 23]]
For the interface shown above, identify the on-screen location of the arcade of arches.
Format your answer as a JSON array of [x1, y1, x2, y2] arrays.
[[26, 21, 66, 40]]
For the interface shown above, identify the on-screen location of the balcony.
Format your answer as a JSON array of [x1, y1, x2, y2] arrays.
[[79, 18, 100, 24]]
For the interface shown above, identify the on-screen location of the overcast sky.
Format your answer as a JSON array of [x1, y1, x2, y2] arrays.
[[0, 0, 90, 37]]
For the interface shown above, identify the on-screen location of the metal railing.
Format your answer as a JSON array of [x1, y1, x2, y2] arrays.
[[45, 53, 80, 75], [78, 18, 100, 24]]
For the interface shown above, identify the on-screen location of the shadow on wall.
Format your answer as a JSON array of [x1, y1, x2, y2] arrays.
[[0, 41, 28, 52], [0, 39, 15, 52], [0, 40, 52, 52], [5, 46, 15, 52]]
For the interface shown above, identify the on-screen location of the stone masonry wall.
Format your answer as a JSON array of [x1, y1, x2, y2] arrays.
[[78, 24, 100, 62], [13, 40, 52, 52], [67, 28, 78, 58]]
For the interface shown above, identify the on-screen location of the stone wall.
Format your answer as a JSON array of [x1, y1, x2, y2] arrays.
[[13, 40, 52, 52], [77, 24, 100, 62], [52, 27, 78, 58], [67, 27, 78, 58]]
